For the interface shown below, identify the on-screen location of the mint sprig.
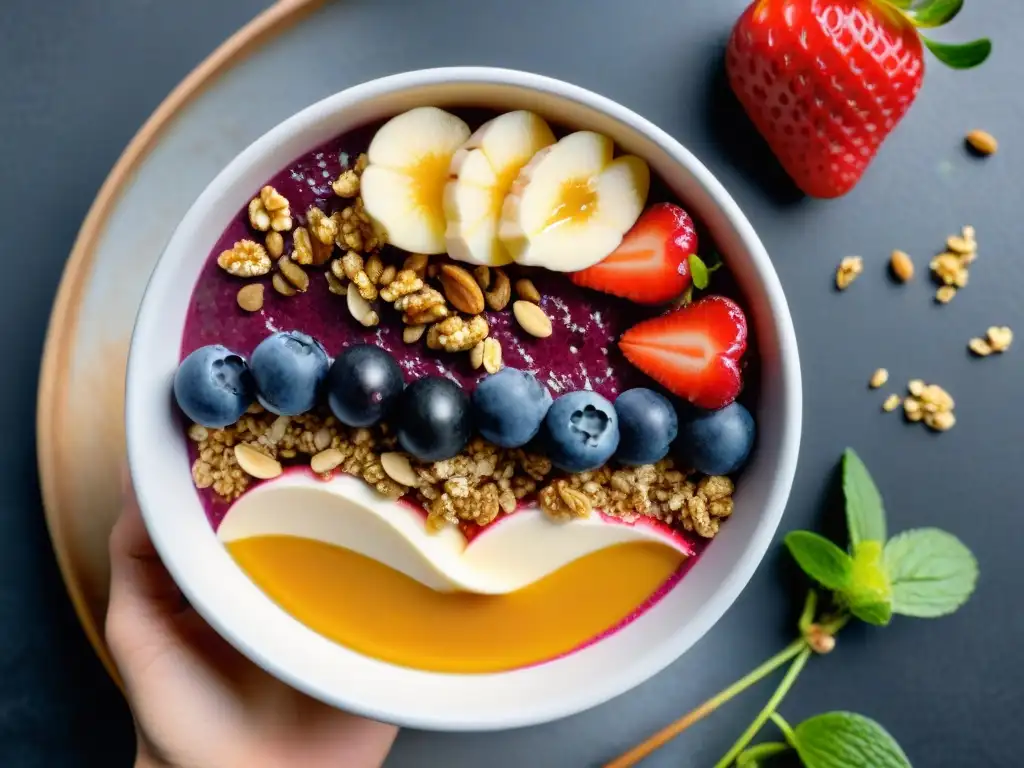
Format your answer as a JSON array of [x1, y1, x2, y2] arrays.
[[886, 528, 979, 617], [794, 712, 911, 768], [784, 531, 853, 591], [843, 449, 887, 547], [606, 449, 979, 768]]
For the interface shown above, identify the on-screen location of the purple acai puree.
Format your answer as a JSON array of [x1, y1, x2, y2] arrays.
[[180, 111, 756, 544]]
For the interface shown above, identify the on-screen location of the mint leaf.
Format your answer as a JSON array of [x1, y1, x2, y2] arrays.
[[843, 449, 887, 548], [845, 541, 893, 626], [884, 528, 978, 618], [784, 531, 854, 590], [923, 37, 992, 69], [850, 600, 894, 626], [794, 712, 911, 768], [905, 0, 963, 28], [689, 254, 710, 290]]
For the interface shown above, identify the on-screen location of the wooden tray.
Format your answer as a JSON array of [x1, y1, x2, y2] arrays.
[[37, 0, 323, 683]]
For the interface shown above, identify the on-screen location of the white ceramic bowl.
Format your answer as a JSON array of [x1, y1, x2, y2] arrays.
[[125, 67, 802, 731]]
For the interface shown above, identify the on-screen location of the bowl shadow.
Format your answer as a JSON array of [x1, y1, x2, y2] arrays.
[[701, 45, 806, 209]]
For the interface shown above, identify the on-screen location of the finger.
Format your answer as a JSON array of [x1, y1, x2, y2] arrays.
[[108, 480, 183, 618]]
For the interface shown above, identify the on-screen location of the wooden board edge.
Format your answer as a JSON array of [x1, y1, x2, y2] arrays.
[[35, 0, 326, 685]]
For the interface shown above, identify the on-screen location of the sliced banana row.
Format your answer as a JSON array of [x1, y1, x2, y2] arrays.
[[360, 107, 650, 273]]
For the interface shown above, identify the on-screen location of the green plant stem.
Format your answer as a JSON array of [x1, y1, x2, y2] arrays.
[[735, 741, 790, 766], [713, 648, 813, 768], [769, 712, 797, 746], [798, 590, 818, 632], [821, 613, 850, 635], [604, 639, 806, 768]]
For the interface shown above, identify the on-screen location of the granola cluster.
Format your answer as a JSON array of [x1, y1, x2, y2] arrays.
[[541, 464, 735, 538], [214, 156, 560, 374], [189, 408, 735, 540], [188, 405, 404, 502], [930, 225, 976, 304]]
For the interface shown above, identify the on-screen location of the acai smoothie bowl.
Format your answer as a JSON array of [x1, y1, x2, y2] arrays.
[[125, 68, 801, 730]]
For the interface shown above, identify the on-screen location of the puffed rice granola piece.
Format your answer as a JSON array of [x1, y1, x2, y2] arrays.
[[431, 315, 489, 353], [380, 270, 424, 303], [217, 240, 271, 277], [248, 185, 292, 232]]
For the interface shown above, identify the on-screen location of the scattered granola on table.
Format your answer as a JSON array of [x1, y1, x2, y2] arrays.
[[930, 225, 977, 303], [835, 256, 863, 290], [969, 326, 1012, 357], [902, 379, 956, 432], [869, 368, 889, 389]]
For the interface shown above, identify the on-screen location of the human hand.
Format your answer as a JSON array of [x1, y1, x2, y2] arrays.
[[106, 485, 398, 768]]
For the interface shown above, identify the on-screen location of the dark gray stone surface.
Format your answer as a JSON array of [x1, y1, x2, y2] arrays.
[[2, 0, 1019, 765]]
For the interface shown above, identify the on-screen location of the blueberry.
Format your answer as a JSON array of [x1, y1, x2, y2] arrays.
[[541, 391, 620, 473], [395, 377, 473, 461], [326, 345, 404, 427], [472, 368, 553, 448], [249, 331, 329, 416], [614, 388, 678, 466], [173, 345, 255, 428], [676, 402, 755, 475]]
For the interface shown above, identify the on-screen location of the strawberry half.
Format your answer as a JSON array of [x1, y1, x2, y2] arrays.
[[726, 0, 991, 199], [619, 295, 748, 410], [569, 203, 697, 304]]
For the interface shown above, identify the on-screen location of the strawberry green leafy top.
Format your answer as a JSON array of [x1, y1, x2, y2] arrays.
[[881, 0, 991, 67]]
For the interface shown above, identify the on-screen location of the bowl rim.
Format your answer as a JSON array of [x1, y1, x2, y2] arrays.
[[125, 66, 802, 730]]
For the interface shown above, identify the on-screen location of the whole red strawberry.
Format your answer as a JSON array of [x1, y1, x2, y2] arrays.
[[726, 0, 991, 198]]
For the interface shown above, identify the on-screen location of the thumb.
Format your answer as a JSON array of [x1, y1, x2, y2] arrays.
[[107, 475, 184, 624]]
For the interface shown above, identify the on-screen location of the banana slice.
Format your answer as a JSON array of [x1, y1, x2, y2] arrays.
[[361, 107, 471, 254], [444, 111, 556, 267], [498, 131, 650, 272]]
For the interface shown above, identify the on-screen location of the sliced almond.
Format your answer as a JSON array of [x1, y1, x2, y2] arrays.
[[313, 427, 333, 451], [482, 337, 503, 374], [310, 448, 344, 474], [469, 341, 485, 369], [365, 253, 384, 283], [278, 256, 309, 292], [272, 272, 297, 297], [347, 281, 379, 327], [473, 265, 491, 290], [265, 231, 284, 259], [380, 452, 420, 487], [325, 270, 346, 295], [267, 415, 291, 444], [237, 284, 265, 312], [403, 253, 429, 276], [439, 264, 485, 315], [485, 268, 511, 311], [513, 300, 553, 338], [968, 337, 992, 356], [946, 235, 975, 256], [403, 324, 426, 344], [515, 278, 541, 303], [234, 444, 282, 479]]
